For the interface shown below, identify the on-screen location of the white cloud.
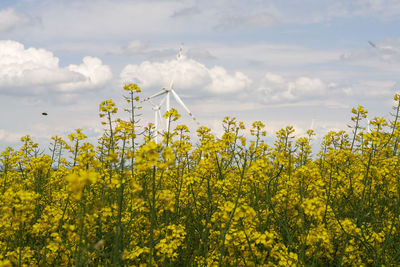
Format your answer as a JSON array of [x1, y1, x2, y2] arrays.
[[0, 40, 112, 93], [255, 70, 397, 105], [0, 8, 31, 32], [59, 56, 113, 92], [207, 66, 251, 94], [257, 72, 328, 103], [0, 128, 26, 143], [289, 77, 326, 96], [120, 58, 251, 95]]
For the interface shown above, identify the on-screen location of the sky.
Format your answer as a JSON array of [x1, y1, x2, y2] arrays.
[[0, 0, 399, 151]]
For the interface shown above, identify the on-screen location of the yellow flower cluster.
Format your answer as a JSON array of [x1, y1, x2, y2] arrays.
[[65, 170, 98, 200], [99, 99, 118, 114], [1, 85, 400, 266]]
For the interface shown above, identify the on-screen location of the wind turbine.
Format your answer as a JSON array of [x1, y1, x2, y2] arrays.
[[142, 44, 199, 135], [148, 97, 166, 144]]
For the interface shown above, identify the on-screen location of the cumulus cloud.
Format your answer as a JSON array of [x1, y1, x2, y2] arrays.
[[0, 40, 112, 93], [0, 40, 78, 87], [0, 8, 32, 32], [59, 57, 113, 92], [257, 72, 328, 103], [207, 66, 251, 94], [120, 58, 251, 95]]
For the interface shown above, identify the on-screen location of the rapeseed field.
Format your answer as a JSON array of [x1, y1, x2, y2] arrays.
[[1, 84, 400, 266]]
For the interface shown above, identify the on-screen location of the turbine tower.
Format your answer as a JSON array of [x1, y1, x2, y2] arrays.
[[148, 96, 166, 144], [142, 43, 199, 141]]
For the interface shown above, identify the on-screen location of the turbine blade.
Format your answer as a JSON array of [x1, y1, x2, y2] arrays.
[[368, 41, 377, 48], [177, 43, 184, 60], [171, 90, 190, 113], [154, 111, 158, 131], [171, 89, 199, 124], [158, 110, 163, 127], [142, 89, 167, 102]]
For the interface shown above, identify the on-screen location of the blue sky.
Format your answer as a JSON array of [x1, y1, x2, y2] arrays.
[[0, 0, 399, 149]]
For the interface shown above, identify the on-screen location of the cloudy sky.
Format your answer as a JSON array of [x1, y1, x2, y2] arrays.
[[1, 0, 399, 150]]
